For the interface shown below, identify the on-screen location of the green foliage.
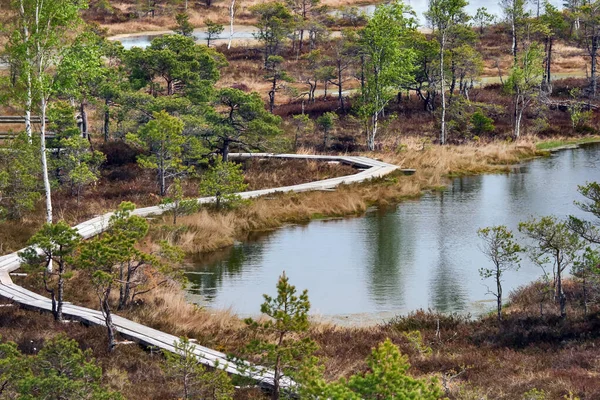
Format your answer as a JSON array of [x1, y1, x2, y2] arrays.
[[567, 89, 593, 130], [199, 160, 247, 209], [205, 88, 282, 161], [474, 7, 495, 34], [519, 216, 584, 317], [20, 221, 81, 269], [301, 339, 442, 399], [47, 101, 81, 143], [3, 0, 88, 107], [316, 112, 338, 148], [77, 202, 182, 349], [523, 388, 548, 400], [163, 337, 234, 400], [504, 42, 544, 138], [265, 55, 294, 113], [470, 110, 495, 136], [250, 2, 295, 63], [478, 225, 522, 321], [0, 335, 122, 400], [205, 18, 224, 47], [358, 0, 416, 150], [402, 330, 432, 357], [54, 30, 109, 105], [174, 13, 194, 36], [575, 181, 600, 226], [0, 339, 27, 397], [243, 273, 317, 399], [125, 34, 226, 101], [127, 110, 195, 196], [0, 133, 41, 220], [162, 177, 200, 224], [55, 136, 106, 204], [290, 114, 313, 150]]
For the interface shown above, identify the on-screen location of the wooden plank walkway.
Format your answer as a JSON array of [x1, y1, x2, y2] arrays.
[[0, 153, 404, 390]]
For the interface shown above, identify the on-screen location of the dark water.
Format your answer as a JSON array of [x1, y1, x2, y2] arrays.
[[184, 143, 600, 323]]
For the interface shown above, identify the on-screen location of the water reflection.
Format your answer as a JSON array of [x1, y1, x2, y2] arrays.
[[429, 191, 467, 313], [363, 208, 407, 309], [185, 143, 600, 320]]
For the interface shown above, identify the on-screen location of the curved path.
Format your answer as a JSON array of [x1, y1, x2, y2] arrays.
[[0, 153, 406, 390]]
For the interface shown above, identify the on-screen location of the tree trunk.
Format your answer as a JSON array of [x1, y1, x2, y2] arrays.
[[368, 110, 378, 151], [511, 10, 518, 64], [40, 95, 53, 274], [102, 286, 116, 352], [591, 36, 598, 97], [557, 258, 566, 318], [583, 274, 588, 316], [25, 78, 32, 143], [439, 32, 447, 145], [57, 264, 64, 322], [449, 59, 456, 99], [222, 139, 230, 162], [337, 61, 345, 113], [159, 156, 166, 196], [228, 0, 235, 50], [546, 37, 553, 90], [496, 268, 502, 322], [271, 331, 285, 400], [514, 97, 522, 139], [103, 98, 110, 142], [80, 100, 88, 139], [269, 76, 277, 113]]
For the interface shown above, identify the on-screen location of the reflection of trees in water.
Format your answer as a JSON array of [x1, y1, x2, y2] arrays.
[[579, 142, 600, 168], [428, 191, 467, 313], [185, 241, 265, 302], [363, 207, 413, 309]]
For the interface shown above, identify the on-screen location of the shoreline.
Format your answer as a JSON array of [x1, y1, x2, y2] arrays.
[[175, 137, 600, 327]]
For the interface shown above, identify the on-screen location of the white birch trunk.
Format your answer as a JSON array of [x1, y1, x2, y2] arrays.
[[34, 0, 53, 271], [228, 0, 235, 50], [440, 31, 446, 145], [19, 0, 33, 142]]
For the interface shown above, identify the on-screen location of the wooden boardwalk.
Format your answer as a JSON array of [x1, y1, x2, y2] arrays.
[[0, 153, 405, 390]]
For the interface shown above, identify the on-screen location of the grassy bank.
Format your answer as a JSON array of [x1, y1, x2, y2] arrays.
[[11, 269, 600, 399], [535, 136, 600, 151], [150, 138, 547, 254]]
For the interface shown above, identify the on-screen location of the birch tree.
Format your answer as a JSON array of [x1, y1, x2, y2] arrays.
[[500, 0, 528, 63], [504, 42, 544, 139], [3, 0, 87, 228], [359, 1, 415, 151], [425, 0, 469, 145]]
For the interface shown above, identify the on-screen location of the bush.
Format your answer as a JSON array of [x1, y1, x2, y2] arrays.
[[470, 110, 495, 136]]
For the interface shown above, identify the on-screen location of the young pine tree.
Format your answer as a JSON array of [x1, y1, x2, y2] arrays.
[[242, 272, 317, 400]]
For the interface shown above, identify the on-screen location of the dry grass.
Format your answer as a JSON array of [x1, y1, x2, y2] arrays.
[[16, 272, 600, 399], [151, 138, 543, 254], [98, 0, 378, 35], [243, 158, 356, 190]]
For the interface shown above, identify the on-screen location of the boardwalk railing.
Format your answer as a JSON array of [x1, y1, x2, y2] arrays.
[[0, 153, 407, 390]]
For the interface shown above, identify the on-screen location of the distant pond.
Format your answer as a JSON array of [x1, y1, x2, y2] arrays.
[[114, 0, 564, 50], [183, 143, 600, 325]]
